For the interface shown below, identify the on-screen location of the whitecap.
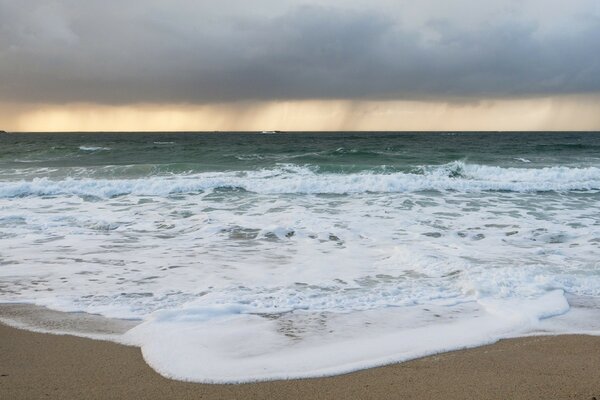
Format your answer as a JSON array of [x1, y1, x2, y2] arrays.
[[79, 146, 111, 151], [1, 161, 600, 198]]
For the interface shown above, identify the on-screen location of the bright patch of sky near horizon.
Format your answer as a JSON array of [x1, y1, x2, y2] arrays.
[[1, 0, 600, 130], [2, 97, 600, 132]]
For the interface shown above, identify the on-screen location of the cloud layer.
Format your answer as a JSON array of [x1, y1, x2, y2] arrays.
[[1, 0, 600, 104]]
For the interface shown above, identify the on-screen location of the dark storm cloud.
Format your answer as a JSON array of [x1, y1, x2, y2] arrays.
[[1, 0, 600, 104]]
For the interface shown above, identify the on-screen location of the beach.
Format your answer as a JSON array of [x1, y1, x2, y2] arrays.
[[3, 0, 600, 396], [1, 321, 598, 399], [2, 132, 600, 383]]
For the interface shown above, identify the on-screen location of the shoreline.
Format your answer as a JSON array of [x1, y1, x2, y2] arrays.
[[0, 303, 138, 339], [1, 321, 600, 399]]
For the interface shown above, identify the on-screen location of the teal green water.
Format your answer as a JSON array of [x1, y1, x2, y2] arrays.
[[2, 132, 600, 180]]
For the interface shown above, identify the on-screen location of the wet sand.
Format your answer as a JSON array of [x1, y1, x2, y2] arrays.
[[1, 322, 599, 400]]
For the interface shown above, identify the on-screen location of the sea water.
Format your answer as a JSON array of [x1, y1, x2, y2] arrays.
[[1, 132, 599, 382]]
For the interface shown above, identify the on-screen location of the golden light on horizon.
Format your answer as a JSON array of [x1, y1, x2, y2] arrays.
[[2, 95, 600, 132]]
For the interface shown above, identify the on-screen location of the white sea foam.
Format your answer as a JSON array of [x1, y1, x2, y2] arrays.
[[79, 146, 111, 151], [1, 160, 600, 382], [123, 291, 569, 382], [1, 162, 600, 198]]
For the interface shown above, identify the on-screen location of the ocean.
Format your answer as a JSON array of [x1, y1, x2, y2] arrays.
[[1, 131, 600, 382]]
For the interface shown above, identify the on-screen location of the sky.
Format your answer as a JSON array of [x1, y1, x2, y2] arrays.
[[1, 0, 600, 131]]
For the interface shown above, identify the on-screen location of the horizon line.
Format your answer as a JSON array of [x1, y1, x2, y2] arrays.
[[4, 130, 600, 134]]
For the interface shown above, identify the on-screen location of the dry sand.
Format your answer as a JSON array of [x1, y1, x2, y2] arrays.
[[1, 322, 599, 399]]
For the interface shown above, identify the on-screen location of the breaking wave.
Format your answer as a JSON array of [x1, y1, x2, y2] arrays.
[[1, 161, 600, 198]]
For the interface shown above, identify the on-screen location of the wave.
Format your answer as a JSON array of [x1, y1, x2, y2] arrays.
[[79, 146, 111, 151], [79, 146, 110, 151], [1, 162, 600, 198]]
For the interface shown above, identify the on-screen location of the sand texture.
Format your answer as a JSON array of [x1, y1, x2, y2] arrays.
[[1, 323, 599, 399]]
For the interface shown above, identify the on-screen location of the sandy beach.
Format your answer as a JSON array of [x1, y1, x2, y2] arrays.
[[3, 0, 600, 395], [0, 321, 598, 400]]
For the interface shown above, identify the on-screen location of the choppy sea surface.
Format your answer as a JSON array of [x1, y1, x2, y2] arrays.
[[1, 132, 600, 382]]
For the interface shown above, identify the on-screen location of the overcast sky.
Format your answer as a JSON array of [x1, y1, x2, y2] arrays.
[[1, 0, 600, 130]]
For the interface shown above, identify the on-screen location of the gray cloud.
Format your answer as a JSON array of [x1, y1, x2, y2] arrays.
[[1, 0, 600, 104]]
